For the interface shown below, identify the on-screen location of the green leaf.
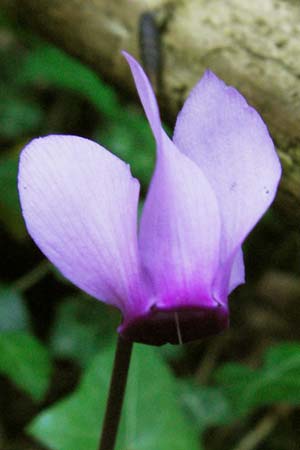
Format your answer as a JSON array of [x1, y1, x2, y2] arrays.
[[18, 44, 120, 119], [0, 149, 26, 239], [0, 287, 30, 332], [179, 383, 231, 431], [29, 342, 199, 450], [0, 331, 52, 401], [0, 85, 44, 139], [50, 295, 119, 367], [215, 343, 300, 419]]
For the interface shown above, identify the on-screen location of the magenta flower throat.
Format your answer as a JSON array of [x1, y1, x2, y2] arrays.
[[18, 52, 281, 345]]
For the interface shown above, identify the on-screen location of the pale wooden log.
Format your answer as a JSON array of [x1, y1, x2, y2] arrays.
[[2, 0, 300, 218]]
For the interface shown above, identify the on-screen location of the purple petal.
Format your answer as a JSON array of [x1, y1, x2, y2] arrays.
[[18, 135, 147, 316], [139, 132, 221, 309], [211, 247, 245, 304], [119, 132, 227, 345], [122, 51, 162, 144], [119, 54, 227, 345], [228, 247, 245, 293], [124, 53, 221, 309], [173, 70, 281, 298]]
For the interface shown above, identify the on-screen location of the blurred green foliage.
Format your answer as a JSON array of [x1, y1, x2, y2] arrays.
[[215, 343, 300, 415], [181, 343, 300, 430], [0, 88, 44, 140], [0, 150, 26, 239], [0, 8, 300, 450], [49, 295, 119, 368], [0, 287, 29, 331], [0, 331, 52, 402], [29, 343, 199, 450], [0, 22, 155, 240], [17, 43, 156, 190]]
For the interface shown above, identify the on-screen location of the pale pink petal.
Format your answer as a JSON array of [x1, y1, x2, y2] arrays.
[[18, 135, 147, 316], [173, 70, 281, 299]]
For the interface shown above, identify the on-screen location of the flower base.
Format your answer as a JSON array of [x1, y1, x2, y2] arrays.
[[119, 304, 229, 346]]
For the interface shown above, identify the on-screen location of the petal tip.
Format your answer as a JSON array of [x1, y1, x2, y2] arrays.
[[199, 70, 247, 109], [122, 50, 162, 142], [122, 50, 140, 72], [201, 69, 225, 87], [121, 49, 130, 60]]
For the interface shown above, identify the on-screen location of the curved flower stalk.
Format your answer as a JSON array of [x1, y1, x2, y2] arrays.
[[18, 52, 281, 345]]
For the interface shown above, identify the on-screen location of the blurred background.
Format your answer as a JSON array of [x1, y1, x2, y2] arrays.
[[0, 3, 300, 450]]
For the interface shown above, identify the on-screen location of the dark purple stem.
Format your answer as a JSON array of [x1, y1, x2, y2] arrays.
[[99, 336, 133, 450]]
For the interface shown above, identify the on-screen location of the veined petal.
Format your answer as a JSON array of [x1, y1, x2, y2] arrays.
[[124, 53, 221, 309], [18, 135, 146, 316], [119, 53, 226, 345], [173, 70, 281, 298], [139, 132, 221, 309]]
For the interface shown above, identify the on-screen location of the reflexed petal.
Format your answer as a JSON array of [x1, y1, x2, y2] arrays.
[[124, 53, 221, 309], [173, 70, 281, 296], [122, 51, 162, 144], [18, 135, 146, 315], [118, 53, 226, 344], [139, 131, 221, 309]]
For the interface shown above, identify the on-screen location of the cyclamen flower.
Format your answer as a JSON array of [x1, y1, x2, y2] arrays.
[[18, 52, 281, 345]]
